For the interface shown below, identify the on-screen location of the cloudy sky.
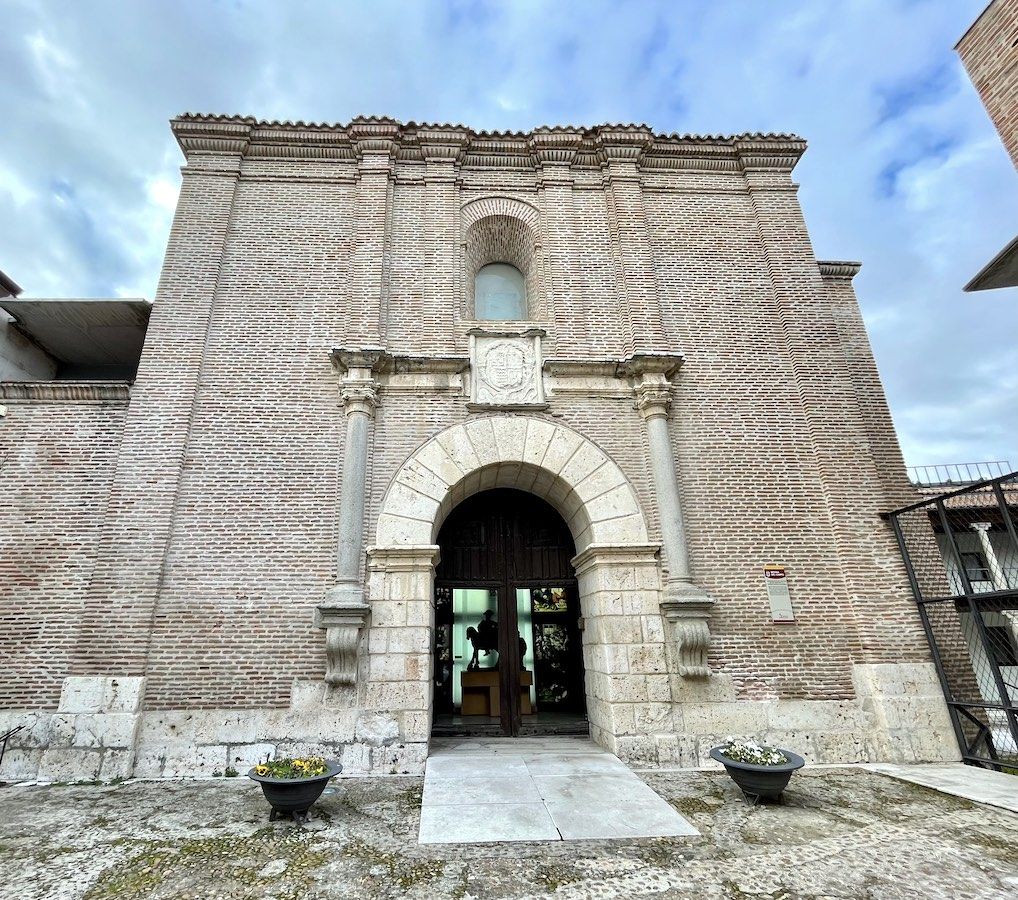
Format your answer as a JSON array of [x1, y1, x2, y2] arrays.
[[1, 0, 1015, 468]]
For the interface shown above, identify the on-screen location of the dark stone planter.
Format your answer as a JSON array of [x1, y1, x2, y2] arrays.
[[247, 761, 342, 825], [709, 746, 804, 803]]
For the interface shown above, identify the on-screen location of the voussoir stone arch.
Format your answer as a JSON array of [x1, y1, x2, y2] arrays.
[[375, 416, 649, 553]]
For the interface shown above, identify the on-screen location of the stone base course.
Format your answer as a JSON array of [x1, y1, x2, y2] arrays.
[[0, 663, 956, 782]]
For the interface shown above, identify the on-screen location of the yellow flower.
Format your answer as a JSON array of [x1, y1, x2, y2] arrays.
[[254, 765, 269, 776], [292, 758, 304, 766]]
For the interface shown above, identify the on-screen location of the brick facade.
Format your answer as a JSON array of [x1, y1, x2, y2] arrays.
[[958, 0, 1018, 169], [0, 116, 957, 779]]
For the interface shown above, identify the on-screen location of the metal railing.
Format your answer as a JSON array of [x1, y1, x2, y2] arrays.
[[0, 724, 25, 784], [907, 461, 1013, 487], [887, 469, 1018, 771]]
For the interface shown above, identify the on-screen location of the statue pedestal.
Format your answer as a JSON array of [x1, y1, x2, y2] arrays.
[[460, 669, 533, 716]]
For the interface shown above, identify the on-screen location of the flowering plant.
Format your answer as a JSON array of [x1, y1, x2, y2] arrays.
[[252, 756, 330, 779], [715, 738, 788, 767]]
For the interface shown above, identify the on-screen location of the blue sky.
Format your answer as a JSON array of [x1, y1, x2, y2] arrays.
[[1, 0, 1015, 467]]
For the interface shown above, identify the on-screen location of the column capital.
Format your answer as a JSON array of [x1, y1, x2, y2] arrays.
[[332, 347, 388, 417], [634, 376, 672, 420], [340, 382, 379, 417], [970, 521, 994, 533]]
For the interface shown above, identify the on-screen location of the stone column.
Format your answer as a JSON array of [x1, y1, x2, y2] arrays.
[[315, 348, 386, 687], [630, 356, 714, 678], [970, 522, 1009, 591]]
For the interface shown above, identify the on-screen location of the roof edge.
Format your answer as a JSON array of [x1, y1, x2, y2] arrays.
[[169, 113, 808, 172]]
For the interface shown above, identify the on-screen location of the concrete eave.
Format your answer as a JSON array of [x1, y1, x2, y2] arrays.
[[0, 269, 23, 298], [0, 297, 152, 368], [964, 234, 1018, 292]]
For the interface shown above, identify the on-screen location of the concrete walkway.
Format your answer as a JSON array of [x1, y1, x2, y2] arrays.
[[865, 762, 1018, 814], [418, 736, 699, 844]]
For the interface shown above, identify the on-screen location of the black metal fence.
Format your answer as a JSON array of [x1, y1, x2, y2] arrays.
[[888, 471, 1018, 770]]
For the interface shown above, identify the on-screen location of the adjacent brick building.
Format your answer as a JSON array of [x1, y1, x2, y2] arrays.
[[957, 0, 1018, 290], [0, 115, 957, 780]]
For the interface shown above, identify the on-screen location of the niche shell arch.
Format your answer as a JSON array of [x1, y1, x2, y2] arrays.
[[375, 416, 650, 551]]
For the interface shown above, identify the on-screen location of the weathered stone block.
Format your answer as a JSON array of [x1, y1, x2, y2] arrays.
[[99, 749, 136, 780], [227, 743, 278, 771], [682, 701, 769, 735], [0, 748, 43, 781], [354, 712, 400, 746], [162, 745, 228, 778], [371, 742, 428, 775], [57, 677, 107, 714], [38, 747, 102, 782]]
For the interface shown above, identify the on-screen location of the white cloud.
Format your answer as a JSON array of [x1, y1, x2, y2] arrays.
[[0, 0, 1013, 466]]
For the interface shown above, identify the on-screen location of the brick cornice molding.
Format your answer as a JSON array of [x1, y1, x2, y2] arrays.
[[415, 126, 471, 164], [530, 128, 585, 166], [594, 125, 655, 165], [735, 136, 808, 172], [171, 114, 808, 173], [0, 381, 131, 403], [347, 116, 401, 158], [171, 116, 252, 156], [818, 260, 862, 279]]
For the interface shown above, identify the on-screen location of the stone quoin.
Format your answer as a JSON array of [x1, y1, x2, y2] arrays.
[[0, 115, 957, 780]]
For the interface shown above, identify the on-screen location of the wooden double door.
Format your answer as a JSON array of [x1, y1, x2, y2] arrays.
[[433, 489, 586, 736]]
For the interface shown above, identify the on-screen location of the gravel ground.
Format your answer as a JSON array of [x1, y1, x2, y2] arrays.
[[1, 768, 1016, 899]]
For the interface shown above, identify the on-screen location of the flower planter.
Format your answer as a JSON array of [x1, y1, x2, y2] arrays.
[[709, 746, 804, 803], [247, 760, 342, 825]]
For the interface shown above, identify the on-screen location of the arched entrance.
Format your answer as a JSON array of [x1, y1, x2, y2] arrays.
[[432, 489, 586, 737], [367, 415, 668, 759]]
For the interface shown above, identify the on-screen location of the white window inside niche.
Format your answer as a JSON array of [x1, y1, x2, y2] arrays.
[[475, 263, 527, 320]]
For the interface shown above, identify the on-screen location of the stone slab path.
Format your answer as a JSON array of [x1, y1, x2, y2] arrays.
[[418, 736, 699, 843], [864, 762, 1018, 814]]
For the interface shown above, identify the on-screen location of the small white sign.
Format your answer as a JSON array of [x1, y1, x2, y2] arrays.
[[764, 565, 795, 623]]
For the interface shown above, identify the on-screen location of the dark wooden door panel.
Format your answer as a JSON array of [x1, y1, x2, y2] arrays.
[[434, 488, 580, 736]]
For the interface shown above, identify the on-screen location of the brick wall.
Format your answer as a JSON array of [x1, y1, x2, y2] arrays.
[[958, 0, 1018, 169], [3, 117, 929, 717], [0, 392, 127, 707]]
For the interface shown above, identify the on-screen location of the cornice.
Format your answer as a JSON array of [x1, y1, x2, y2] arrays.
[[378, 355, 469, 375], [171, 114, 807, 172], [0, 381, 131, 403], [330, 347, 388, 372], [817, 260, 862, 279]]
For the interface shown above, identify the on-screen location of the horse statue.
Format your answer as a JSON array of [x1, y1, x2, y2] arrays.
[[465, 610, 527, 670], [465, 610, 498, 670]]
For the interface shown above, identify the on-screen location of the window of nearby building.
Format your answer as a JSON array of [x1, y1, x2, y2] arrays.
[[960, 551, 993, 586], [985, 625, 1018, 668], [475, 263, 527, 320]]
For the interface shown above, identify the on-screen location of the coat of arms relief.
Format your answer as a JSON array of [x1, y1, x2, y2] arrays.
[[469, 330, 546, 408]]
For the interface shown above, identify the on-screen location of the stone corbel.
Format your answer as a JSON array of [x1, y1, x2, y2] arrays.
[[314, 603, 370, 687], [661, 596, 714, 679]]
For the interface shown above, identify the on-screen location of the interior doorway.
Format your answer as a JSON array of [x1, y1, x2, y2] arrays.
[[431, 488, 588, 737]]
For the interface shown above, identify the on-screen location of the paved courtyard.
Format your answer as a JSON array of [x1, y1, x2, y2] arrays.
[[2, 765, 1016, 899], [420, 738, 699, 842]]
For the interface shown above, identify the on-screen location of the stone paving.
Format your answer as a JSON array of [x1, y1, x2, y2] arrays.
[[864, 762, 1018, 813], [420, 738, 698, 843], [2, 767, 1017, 899]]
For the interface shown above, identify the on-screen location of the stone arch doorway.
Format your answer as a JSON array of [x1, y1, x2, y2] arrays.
[[368, 415, 668, 757], [432, 488, 586, 737]]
